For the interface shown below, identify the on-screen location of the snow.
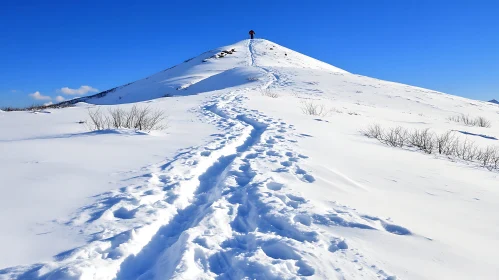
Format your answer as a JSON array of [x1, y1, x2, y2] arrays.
[[0, 98, 218, 268], [1, 39, 499, 280]]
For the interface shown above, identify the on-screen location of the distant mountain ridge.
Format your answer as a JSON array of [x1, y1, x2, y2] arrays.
[[488, 99, 499, 104]]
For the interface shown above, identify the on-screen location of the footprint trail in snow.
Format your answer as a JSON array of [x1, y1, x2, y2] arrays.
[[0, 40, 410, 280]]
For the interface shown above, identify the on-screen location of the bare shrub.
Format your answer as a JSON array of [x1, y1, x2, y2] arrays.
[[461, 115, 475, 126], [362, 124, 384, 140], [408, 128, 434, 154], [460, 139, 480, 161], [300, 101, 329, 117], [491, 150, 499, 170], [451, 138, 479, 161], [363, 124, 499, 171], [435, 131, 456, 155], [108, 107, 126, 128], [475, 116, 491, 128], [87, 108, 109, 131], [456, 139, 467, 160], [447, 137, 460, 157], [124, 105, 139, 128], [452, 138, 464, 159], [380, 126, 408, 147], [449, 115, 460, 123], [448, 114, 491, 128], [133, 106, 167, 131], [87, 105, 167, 132], [478, 146, 498, 170]]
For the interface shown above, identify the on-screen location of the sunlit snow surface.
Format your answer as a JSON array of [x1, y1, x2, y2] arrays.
[[1, 39, 498, 280]]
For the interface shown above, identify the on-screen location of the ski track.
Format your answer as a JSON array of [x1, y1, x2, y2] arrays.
[[0, 41, 411, 280]]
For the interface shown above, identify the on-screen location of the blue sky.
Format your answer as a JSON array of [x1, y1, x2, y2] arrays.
[[1, 0, 498, 107]]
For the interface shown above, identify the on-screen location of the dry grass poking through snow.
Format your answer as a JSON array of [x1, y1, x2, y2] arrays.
[[448, 114, 492, 128], [363, 124, 499, 171], [300, 100, 331, 117], [87, 105, 167, 132], [261, 88, 279, 98]]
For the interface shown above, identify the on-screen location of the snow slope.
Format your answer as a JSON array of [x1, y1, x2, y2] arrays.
[[57, 40, 346, 106], [1, 39, 499, 280]]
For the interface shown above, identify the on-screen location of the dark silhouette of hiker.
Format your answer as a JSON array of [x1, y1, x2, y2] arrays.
[[249, 30, 255, 39]]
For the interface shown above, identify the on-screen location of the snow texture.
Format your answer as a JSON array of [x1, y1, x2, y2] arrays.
[[1, 39, 498, 280]]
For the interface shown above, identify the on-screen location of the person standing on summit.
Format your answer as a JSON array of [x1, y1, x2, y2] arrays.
[[249, 30, 255, 39]]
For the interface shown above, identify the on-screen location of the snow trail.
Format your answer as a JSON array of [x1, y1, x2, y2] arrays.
[[0, 39, 425, 280], [116, 100, 268, 280], [248, 39, 256, 67], [109, 42, 406, 279]]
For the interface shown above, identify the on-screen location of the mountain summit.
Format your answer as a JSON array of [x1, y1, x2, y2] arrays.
[[62, 39, 346, 105], [66, 39, 347, 105]]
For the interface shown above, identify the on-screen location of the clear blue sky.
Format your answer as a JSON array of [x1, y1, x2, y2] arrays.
[[1, 0, 498, 107]]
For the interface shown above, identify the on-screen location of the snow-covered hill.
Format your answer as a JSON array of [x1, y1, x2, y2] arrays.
[[61, 40, 346, 106], [1, 39, 498, 280]]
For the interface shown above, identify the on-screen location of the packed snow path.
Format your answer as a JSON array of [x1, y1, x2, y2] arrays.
[[2, 39, 499, 279]]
